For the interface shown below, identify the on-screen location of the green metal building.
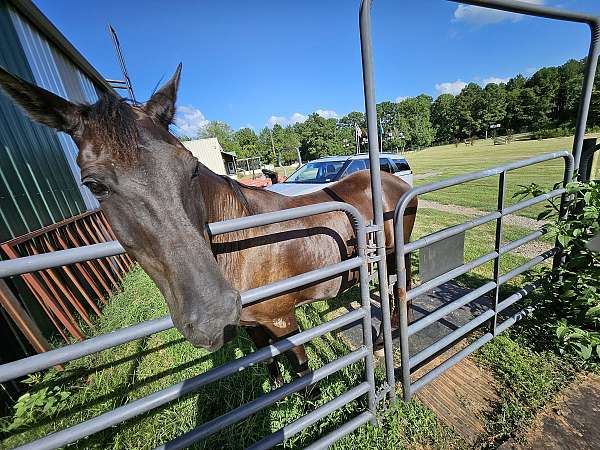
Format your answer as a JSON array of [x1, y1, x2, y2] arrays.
[[0, 0, 116, 394], [0, 0, 114, 243]]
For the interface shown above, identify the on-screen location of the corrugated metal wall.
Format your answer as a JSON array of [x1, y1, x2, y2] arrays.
[[8, 3, 100, 210], [0, 0, 103, 244]]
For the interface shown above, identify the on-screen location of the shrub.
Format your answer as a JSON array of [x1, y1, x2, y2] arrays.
[[532, 127, 572, 140], [514, 180, 600, 365]]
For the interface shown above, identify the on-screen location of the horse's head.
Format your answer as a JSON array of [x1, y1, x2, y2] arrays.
[[0, 65, 240, 351]]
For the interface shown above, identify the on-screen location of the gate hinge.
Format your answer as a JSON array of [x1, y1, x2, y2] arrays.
[[375, 382, 391, 406], [365, 224, 382, 234]]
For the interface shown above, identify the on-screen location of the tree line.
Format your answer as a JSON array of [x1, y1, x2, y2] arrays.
[[179, 57, 600, 164]]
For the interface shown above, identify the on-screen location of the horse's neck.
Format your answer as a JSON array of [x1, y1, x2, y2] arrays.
[[196, 166, 251, 225]]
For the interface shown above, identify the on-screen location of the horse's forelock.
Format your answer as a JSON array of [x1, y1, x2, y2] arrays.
[[83, 95, 140, 165]]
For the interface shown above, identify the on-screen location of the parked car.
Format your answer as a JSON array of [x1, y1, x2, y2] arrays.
[[266, 153, 413, 196]]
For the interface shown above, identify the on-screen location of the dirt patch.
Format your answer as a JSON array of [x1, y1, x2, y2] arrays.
[[499, 374, 600, 450]]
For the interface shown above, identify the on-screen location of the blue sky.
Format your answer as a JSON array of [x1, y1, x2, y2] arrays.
[[34, 0, 600, 135]]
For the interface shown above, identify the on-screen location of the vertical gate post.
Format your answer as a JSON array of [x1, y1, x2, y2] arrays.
[[359, 0, 397, 403], [573, 21, 600, 171], [490, 171, 507, 336], [578, 138, 598, 182]]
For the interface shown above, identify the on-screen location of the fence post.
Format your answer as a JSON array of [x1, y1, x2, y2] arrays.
[[578, 138, 598, 182]]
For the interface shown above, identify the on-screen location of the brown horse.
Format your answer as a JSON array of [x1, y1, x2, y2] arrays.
[[0, 65, 417, 383]]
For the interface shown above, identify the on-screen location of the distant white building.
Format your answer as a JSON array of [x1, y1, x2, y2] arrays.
[[182, 138, 237, 178]]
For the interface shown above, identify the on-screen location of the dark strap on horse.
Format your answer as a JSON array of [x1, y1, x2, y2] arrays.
[[221, 175, 255, 215]]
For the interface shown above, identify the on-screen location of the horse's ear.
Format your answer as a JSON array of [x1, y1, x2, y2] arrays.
[[0, 66, 81, 134], [144, 63, 182, 128]]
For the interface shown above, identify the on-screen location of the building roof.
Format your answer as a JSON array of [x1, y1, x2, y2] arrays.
[[8, 0, 113, 93], [182, 138, 228, 175]]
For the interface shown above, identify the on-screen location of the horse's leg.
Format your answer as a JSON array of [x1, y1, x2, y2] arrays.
[[262, 312, 320, 399], [246, 325, 283, 388]]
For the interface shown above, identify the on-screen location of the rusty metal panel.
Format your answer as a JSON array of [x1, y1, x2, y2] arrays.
[[419, 232, 465, 283]]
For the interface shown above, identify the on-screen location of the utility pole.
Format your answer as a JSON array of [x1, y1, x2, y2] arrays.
[[268, 128, 277, 166]]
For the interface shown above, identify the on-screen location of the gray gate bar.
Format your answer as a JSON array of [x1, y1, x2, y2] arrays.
[[154, 348, 369, 450], [394, 152, 573, 401], [408, 281, 496, 336], [0, 241, 125, 278], [303, 411, 373, 450], [0, 315, 173, 383], [500, 230, 545, 255], [16, 310, 366, 450], [497, 281, 540, 314], [410, 310, 496, 369], [242, 257, 362, 305], [411, 332, 495, 395], [0, 256, 362, 383], [0, 201, 366, 279], [246, 383, 372, 450], [408, 251, 498, 301]]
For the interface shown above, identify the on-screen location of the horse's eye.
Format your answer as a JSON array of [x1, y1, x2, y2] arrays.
[[83, 179, 110, 200], [191, 164, 200, 179]]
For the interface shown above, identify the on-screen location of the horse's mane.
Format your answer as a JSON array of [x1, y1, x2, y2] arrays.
[[219, 175, 256, 215], [82, 95, 139, 164]]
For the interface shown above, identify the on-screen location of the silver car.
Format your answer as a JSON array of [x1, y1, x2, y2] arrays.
[[267, 153, 413, 196]]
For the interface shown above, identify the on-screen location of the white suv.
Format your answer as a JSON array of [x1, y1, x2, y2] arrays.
[[267, 153, 412, 196]]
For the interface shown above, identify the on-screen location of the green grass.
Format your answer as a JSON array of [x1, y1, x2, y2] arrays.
[[407, 135, 599, 218], [1, 267, 461, 450]]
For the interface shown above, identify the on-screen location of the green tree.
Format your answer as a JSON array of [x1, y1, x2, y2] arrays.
[[481, 82, 507, 137], [455, 83, 484, 137], [338, 111, 366, 130], [396, 95, 434, 148], [505, 75, 527, 131], [525, 67, 561, 130], [271, 124, 300, 165], [198, 120, 241, 154], [294, 113, 346, 160], [431, 93, 458, 144], [557, 59, 584, 126], [233, 127, 258, 159]]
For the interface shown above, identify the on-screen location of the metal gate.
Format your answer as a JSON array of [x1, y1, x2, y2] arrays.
[[0, 202, 379, 449], [359, 0, 600, 402], [392, 152, 573, 400]]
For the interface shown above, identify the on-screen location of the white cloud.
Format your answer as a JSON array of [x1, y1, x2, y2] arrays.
[[267, 115, 287, 127], [453, 0, 544, 25], [435, 80, 467, 96], [316, 109, 338, 119], [290, 112, 308, 124], [173, 105, 209, 137], [482, 76, 510, 86], [525, 67, 540, 76], [395, 96, 409, 103], [266, 112, 308, 128]]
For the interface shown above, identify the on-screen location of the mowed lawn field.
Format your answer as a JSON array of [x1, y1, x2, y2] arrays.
[[406, 135, 599, 217]]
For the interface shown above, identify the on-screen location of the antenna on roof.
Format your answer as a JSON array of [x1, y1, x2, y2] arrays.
[[106, 24, 137, 104]]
